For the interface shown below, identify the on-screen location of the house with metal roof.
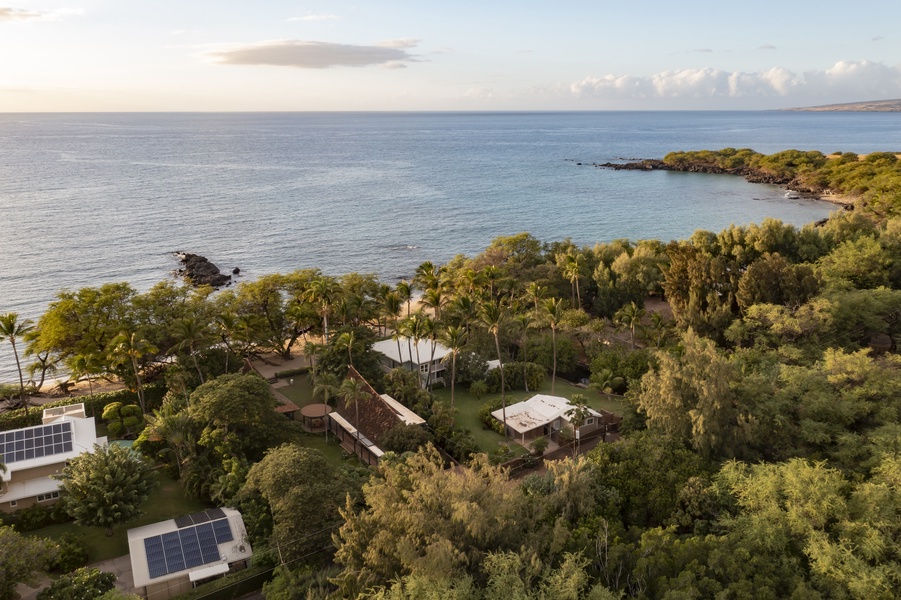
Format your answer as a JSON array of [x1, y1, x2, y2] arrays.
[[327, 366, 427, 465], [127, 507, 252, 599], [371, 336, 451, 387], [492, 394, 609, 445], [0, 403, 106, 513]]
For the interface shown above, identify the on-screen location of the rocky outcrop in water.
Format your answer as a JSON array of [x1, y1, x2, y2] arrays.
[[175, 253, 232, 288]]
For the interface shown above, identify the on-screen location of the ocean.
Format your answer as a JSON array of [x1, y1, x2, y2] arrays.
[[1, 111, 898, 382]]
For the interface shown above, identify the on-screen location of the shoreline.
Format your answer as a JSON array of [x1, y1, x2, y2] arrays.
[[596, 159, 855, 209]]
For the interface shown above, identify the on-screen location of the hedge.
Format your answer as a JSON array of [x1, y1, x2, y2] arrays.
[[0, 385, 166, 432]]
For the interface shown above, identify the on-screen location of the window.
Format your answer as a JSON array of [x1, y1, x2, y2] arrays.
[[9, 500, 16, 508], [36, 491, 60, 503], [585, 418, 595, 426]]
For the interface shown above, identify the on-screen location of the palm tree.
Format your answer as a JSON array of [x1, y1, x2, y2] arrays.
[[421, 287, 447, 321], [304, 276, 339, 343], [480, 298, 508, 438], [215, 312, 239, 374], [396, 281, 413, 318], [525, 282, 546, 320], [334, 330, 358, 368], [414, 261, 439, 292], [107, 331, 158, 414], [0, 313, 35, 417], [614, 301, 646, 348], [340, 377, 369, 445], [172, 316, 213, 384], [512, 313, 533, 393], [70, 353, 103, 415], [421, 316, 439, 392], [312, 372, 340, 406], [439, 325, 467, 411], [557, 252, 584, 309], [144, 409, 195, 478], [565, 394, 592, 455], [542, 298, 565, 395]]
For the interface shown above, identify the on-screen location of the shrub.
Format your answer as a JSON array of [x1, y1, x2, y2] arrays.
[[530, 436, 549, 456], [50, 534, 89, 573], [101, 402, 144, 439], [486, 361, 546, 393], [380, 423, 433, 454], [37, 567, 116, 600], [478, 398, 505, 435]]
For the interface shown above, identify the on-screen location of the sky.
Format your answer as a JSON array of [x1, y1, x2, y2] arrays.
[[1, 0, 900, 111]]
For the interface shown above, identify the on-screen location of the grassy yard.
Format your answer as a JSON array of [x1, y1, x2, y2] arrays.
[[34, 470, 209, 564], [291, 428, 353, 469], [431, 379, 625, 455], [277, 376, 316, 408]]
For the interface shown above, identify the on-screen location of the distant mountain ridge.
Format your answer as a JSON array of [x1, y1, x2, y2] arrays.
[[784, 99, 901, 112]]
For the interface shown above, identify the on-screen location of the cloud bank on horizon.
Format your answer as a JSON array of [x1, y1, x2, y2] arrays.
[[208, 39, 420, 69], [569, 60, 901, 107]]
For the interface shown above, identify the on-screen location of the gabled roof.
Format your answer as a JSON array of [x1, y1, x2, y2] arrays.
[[336, 367, 402, 443], [334, 367, 425, 444], [492, 394, 602, 435], [127, 507, 251, 588], [372, 337, 451, 365]]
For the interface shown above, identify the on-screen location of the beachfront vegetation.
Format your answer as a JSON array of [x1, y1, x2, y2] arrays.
[[1, 151, 901, 597], [662, 147, 901, 216]]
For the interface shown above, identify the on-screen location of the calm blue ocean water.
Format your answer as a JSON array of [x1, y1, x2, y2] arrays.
[[0, 111, 898, 381]]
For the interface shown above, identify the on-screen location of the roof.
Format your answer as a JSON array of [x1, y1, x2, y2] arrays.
[[372, 337, 451, 365], [1, 410, 102, 483], [380, 394, 426, 425], [492, 395, 602, 435], [127, 507, 252, 588], [333, 367, 426, 446]]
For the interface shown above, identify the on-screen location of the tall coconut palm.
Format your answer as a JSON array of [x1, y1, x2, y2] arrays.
[[557, 252, 584, 308], [480, 298, 508, 438], [304, 276, 340, 343], [414, 261, 439, 292], [107, 331, 158, 414], [525, 282, 546, 320], [312, 372, 340, 407], [565, 394, 592, 456], [172, 316, 214, 384], [421, 287, 447, 321], [543, 298, 565, 395], [340, 376, 369, 444], [439, 325, 467, 412], [0, 313, 34, 416], [512, 312, 533, 393], [420, 316, 438, 392], [614, 301, 646, 348], [396, 281, 413, 318], [215, 312, 238, 374], [334, 330, 358, 368]]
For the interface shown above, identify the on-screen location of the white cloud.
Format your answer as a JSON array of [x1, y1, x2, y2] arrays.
[[377, 38, 419, 49], [0, 7, 41, 20], [286, 14, 339, 22], [208, 40, 419, 69], [571, 60, 901, 103]]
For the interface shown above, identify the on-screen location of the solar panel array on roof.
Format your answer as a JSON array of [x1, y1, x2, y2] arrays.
[[174, 508, 227, 529], [0, 421, 73, 464], [144, 518, 234, 579]]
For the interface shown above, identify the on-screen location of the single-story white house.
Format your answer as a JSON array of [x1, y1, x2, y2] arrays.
[[127, 507, 252, 599], [492, 394, 606, 444], [372, 336, 451, 386], [0, 403, 107, 513]]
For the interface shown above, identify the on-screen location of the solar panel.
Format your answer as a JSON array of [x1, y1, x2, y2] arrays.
[[143, 518, 234, 579], [0, 421, 73, 464], [175, 508, 229, 528]]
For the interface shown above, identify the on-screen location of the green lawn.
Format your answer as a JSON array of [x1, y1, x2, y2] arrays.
[[431, 379, 625, 455], [278, 376, 316, 408], [291, 428, 352, 469], [34, 471, 209, 563]]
